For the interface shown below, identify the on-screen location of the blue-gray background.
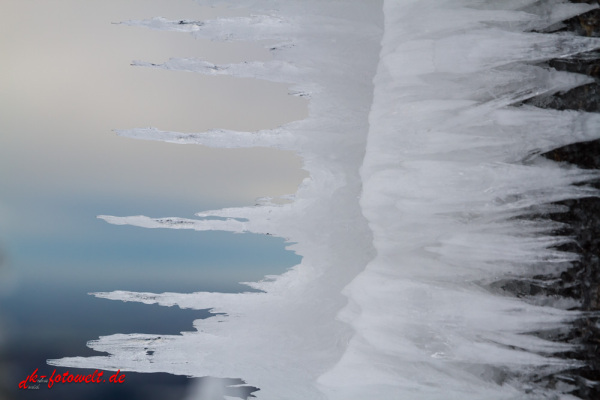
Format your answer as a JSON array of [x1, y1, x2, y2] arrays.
[[0, 1, 306, 398]]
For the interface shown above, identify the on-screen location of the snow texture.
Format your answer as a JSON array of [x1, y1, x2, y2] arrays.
[[51, 1, 600, 399]]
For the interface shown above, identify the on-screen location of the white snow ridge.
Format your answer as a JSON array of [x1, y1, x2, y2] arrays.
[[50, 1, 600, 399]]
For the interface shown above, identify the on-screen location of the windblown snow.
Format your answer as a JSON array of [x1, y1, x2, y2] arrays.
[[50, 1, 600, 399]]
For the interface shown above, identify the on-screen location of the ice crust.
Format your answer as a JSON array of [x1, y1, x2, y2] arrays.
[[51, 1, 600, 399]]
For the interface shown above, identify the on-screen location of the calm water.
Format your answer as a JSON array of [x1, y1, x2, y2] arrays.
[[0, 0, 306, 399]]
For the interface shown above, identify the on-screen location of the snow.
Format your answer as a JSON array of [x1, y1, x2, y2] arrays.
[[50, 1, 600, 399]]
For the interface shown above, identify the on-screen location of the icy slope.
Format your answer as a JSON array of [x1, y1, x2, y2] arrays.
[[51, 1, 600, 399]]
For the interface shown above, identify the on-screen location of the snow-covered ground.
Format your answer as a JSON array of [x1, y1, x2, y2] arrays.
[[51, 1, 600, 399]]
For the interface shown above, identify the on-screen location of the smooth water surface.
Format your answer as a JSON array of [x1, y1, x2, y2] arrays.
[[0, 1, 307, 399]]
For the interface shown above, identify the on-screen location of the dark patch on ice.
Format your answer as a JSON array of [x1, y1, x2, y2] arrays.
[[177, 20, 204, 27], [197, 216, 250, 222]]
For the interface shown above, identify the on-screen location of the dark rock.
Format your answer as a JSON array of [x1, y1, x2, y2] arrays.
[[525, 83, 600, 112], [493, 3, 600, 397], [542, 139, 600, 170], [546, 7, 600, 37], [548, 50, 600, 79]]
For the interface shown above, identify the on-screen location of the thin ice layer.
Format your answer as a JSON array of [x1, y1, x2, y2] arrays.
[[51, 1, 600, 399]]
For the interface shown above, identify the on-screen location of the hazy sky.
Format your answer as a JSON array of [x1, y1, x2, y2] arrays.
[[0, 0, 307, 292], [0, 0, 307, 212]]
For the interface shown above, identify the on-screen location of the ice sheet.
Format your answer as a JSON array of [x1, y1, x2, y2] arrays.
[[51, 1, 600, 399]]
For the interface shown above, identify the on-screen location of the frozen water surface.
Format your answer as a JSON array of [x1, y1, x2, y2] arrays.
[[51, 1, 600, 399]]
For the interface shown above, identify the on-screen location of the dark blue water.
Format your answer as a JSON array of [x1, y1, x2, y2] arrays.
[[1, 195, 300, 400]]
